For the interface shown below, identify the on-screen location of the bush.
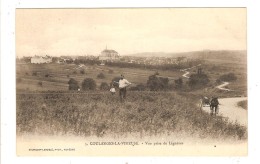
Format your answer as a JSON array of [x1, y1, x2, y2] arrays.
[[82, 78, 96, 90], [129, 84, 146, 91], [68, 78, 79, 90], [218, 73, 237, 82], [188, 73, 209, 89], [32, 72, 37, 76], [97, 73, 105, 79], [73, 71, 77, 74], [147, 75, 169, 91], [100, 82, 110, 90], [45, 74, 50, 77]]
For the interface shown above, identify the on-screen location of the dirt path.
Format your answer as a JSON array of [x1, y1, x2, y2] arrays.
[[182, 71, 190, 78], [216, 81, 232, 91], [181, 64, 201, 79], [202, 97, 247, 126]]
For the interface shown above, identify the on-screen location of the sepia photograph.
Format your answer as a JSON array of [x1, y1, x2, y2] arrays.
[[15, 8, 247, 156]]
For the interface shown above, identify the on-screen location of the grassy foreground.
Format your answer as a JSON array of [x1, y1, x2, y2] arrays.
[[17, 91, 247, 140]]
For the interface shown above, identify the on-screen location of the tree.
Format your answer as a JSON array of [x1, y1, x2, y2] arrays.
[[147, 75, 169, 91], [188, 73, 209, 89], [82, 78, 96, 90], [100, 82, 109, 90], [68, 78, 79, 90], [97, 72, 105, 79], [218, 73, 237, 82], [52, 57, 59, 63]]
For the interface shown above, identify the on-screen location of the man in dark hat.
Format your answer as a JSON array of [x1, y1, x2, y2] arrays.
[[114, 75, 131, 102]]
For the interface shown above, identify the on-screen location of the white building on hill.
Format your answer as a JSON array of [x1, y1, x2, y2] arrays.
[[31, 55, 52, 64], [99, 48, 120, 61]]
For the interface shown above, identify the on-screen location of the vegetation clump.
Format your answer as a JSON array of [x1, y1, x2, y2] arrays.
[[188, 73, 209, 89], [217, 73, 237, 82], [97, 72, 105, 79], [82, 78, 96, 90], [147, 75, 169, 91], [68, 78, 79, 90], [100, 82, 109, 90]]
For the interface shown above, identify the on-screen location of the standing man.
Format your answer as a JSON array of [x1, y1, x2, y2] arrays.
[[114, 75, 131, 102]]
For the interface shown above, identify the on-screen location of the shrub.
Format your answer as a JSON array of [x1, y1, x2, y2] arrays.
[[147, 75, 169, 91], [97, 73, 105, 79], [188, 73, 209, 89], [68, 78, 79, 90], [32, 72, 37, 76], [100, 82, 110, 90], [45, 74, 50, 77], [218, 73, 237, 82], [82, 78, 96, 90], [73, 71, 77, 74]]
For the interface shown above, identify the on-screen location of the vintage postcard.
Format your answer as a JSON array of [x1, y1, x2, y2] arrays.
[[16, 8, 247, 156]]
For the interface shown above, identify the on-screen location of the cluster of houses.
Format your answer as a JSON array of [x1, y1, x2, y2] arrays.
[[19, 48, 187, 66]]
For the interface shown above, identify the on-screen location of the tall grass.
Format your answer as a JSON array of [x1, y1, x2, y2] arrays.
[[16, 91, 247, 140], [237, 100, 247, 110]]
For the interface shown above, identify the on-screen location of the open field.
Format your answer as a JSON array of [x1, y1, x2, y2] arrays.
[[17, 91, 247, 140], [16, 63, 183, 91]]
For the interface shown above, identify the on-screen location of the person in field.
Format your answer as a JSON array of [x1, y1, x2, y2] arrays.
[[114, 75, 131, 101], [210, 96, 220, 116]]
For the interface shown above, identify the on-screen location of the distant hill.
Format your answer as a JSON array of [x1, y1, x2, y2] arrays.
[[126, 50, 247, 61]]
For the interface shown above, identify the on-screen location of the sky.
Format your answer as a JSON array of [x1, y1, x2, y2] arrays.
[[16, 8, 246, 57]]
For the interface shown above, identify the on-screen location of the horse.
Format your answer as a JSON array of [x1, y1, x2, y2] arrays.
[[210, 97, 219, 116]]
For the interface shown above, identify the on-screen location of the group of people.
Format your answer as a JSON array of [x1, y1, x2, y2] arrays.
[[110, 75, 132, 102]]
